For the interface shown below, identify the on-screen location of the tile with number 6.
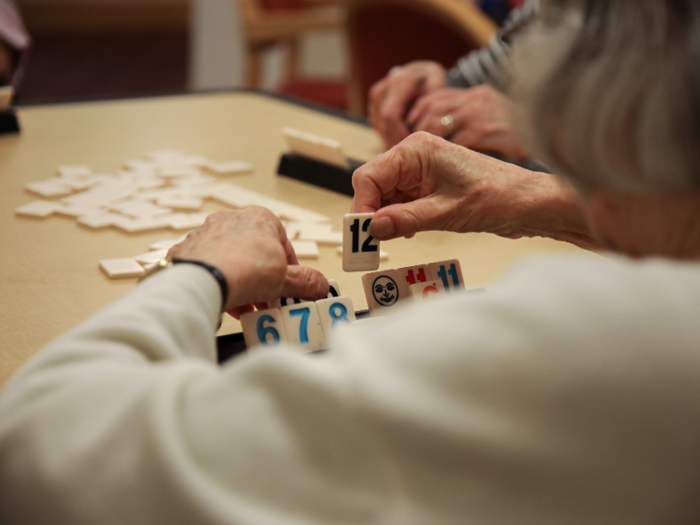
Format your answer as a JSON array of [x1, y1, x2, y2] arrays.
[[428, 259, 465, 293], [316, 296, 356, 339], [281, 302, 326, 352], [241, 308, 287, 351], [342, 213, 379, 272]]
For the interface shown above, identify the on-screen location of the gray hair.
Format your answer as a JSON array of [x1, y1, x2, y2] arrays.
[[509, 0, 700, 192]]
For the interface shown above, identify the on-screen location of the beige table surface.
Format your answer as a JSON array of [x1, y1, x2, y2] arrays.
[[0, 91, 588, 386]]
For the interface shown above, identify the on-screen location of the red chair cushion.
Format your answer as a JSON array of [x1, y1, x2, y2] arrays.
[[278, 78, 348, 111]]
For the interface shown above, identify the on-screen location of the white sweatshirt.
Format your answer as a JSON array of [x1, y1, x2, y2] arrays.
[[2, 256, 700, 524]]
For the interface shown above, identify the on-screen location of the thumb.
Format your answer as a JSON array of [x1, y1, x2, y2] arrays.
[[281, 265, 329, 301], [369, 198, 447, 240]]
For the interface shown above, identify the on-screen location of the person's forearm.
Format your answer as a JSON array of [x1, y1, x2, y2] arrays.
[[512, 171, 598, 250]]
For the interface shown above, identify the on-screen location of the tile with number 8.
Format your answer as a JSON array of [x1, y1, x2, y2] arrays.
[[281, 302, 326, 352], [241, 308, 287, 351], [316, 296, 356, 339], [342, 213, 379, 272]]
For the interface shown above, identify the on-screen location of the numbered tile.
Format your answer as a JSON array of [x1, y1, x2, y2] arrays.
[[362, 269, 402, 314], [396, 264, 432, 287], [394, 264, 432, 304], [327, 279, 341, 298], [269, 278, 341, 309], [342, 213, 379, 272], [281, 302, 326, 352], [317, 296, 356, 339], [241, 308, 288, 351], [409, 280, 446, 302], [429, 259, 465, 293], [267, 296, 305, 309], [99, 258, 145, 279]]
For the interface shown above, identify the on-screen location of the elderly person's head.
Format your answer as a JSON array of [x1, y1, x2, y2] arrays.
[[512, 0, 700, 258]]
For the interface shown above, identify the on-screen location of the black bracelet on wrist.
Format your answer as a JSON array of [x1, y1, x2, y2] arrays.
[[171, 258, 229, 313]]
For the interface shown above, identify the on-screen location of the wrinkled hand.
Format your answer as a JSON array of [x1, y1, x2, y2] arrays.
[[167, 208, 329, 317], [351, 132, 596, 249], [368, 61, 446, 149], [407, 85, 530, 161]]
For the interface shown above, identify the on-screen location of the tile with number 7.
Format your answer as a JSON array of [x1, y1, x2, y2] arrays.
[[241, 308, 288, 351], [281, 302, 326, 352], [316, 296, 356, 339], [428, 259, 465, 293], [342, 213, 380, 272]]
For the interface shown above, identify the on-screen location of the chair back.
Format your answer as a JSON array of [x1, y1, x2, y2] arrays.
[[346, 0, 498, 114]]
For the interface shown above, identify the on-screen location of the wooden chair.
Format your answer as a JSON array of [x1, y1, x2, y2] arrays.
[[346, 0, 498, 114], [238, 0, 346, 89]]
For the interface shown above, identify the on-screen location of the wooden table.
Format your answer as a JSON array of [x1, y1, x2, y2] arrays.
[[0, 91, 587, 386]]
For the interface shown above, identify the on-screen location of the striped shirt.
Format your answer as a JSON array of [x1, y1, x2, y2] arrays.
[[446, 0, 539, 89]]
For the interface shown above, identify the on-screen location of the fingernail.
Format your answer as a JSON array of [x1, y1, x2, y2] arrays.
[[371, 217, 397, 239]]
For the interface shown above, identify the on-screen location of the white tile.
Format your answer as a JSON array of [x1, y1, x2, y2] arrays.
[[342, 213, 379, 272], [362, 269, 403, 314], [171, 174, 216, 188], [15, 200, 61, 217], [428, 259, 465, 294], [57, 165, 92, 178], [336, 246, 389, 261], [99, 258, 145, 279], [283, 127, 347, 168], [107, 200, 172, 218], [316, 296, 356, 340], [131, 188, 180, 201], [61, 180, 134, 206], [409, 280, 446, 302], [158, 166, 202, 178], [156, 195, 203, 210], [290, 240, 319, 259], [326, 278, 341, 298], [241, 308, 287, 351], [58, 176, 103, 191], [113, 216, 169, 233], [394, 264, 433, 304], [277, 204, 330, 223], [286, 221, 332, 240], [299, 229, 342, 246], [267, 297, 305, 309], [77, 212, 122, 229], [133, 249, 168, 265], [164, 213, 207, 230], [280, 302, 326, 352], [205, 161, 253, 175], [149, 238, 182, 251], [55, 204, 104, 217], [25, 180, 73, 197]]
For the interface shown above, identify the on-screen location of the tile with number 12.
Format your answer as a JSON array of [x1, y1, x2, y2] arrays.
[[342, 213, 380, 272]]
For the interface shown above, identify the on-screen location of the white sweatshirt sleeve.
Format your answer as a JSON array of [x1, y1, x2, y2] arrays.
[[2, 257, 700, 524]]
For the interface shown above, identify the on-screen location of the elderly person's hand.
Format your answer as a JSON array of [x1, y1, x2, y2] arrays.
[[351, 132, 596, 249], [406, 85, 530, 161], [167, 208, 329, 317], [368, 61, 447, 149]]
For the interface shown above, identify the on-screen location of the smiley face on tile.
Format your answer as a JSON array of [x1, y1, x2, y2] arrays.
[[372, 275, 399, 307]]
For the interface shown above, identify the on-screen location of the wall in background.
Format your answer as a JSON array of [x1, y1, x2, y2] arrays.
[[16, 0, 188, 32]]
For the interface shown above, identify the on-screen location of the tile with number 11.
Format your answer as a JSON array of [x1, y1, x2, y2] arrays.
[[342, 213, 380, 272]]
